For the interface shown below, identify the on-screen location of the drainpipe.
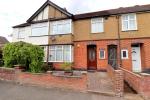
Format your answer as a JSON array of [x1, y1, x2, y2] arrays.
[[46, 19, 50, 64], [116, 15, 122, 68]]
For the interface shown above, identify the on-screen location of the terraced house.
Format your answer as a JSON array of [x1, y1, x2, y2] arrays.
[[12, 0, 150, 72]]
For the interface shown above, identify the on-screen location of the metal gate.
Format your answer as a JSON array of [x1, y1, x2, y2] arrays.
[[108, 45, 117, 69]]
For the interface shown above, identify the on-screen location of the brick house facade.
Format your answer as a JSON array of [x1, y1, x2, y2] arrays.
[[12, 0, 150, 72]]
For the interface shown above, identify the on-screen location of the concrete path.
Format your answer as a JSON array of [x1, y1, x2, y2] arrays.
[[0, 80, 127, 100], [87, 72, 115, 95]]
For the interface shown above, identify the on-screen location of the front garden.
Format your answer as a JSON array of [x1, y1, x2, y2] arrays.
[[2, 41, 82, 77], [0, 41, 87, 91]]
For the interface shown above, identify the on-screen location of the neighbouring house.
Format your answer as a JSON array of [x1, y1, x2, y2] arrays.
[[12, 0, 150, 72], [0, 36, 9, 59]]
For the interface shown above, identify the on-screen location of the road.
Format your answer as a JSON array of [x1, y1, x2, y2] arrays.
[[0, 80, 143, 100]]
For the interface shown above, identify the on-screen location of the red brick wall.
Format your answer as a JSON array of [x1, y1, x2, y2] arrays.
[[53, 62, 63, 70], [0, 67, 15, 81], [74, 40, 119, 71], [120, 68, 150, 99], [107, 65, 124, 97], [74, 38, 150, 71], [17, 72, 87, 91]]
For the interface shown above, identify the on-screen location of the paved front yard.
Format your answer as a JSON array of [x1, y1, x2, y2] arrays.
[[0, 80, 143, 100]]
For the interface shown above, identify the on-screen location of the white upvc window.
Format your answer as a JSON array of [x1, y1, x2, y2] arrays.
[[18, 28, 25, 39], [50, 19, 72, 35], [121, 13, 137, 31], [49, 45, 72, 62], [31, 23, 48, 36], [99, 49, 105, 59], [121, 49, 129, 59], [91, 17, 104, 33]]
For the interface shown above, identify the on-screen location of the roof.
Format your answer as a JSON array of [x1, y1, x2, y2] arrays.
[[27, 0, 73, 23], [13, 1, 150, 28], [0, 36, 9, 48], [74, 4, 150, 20], [13, 23, 30, 28]]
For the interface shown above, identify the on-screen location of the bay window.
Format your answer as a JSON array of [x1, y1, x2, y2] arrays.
[[122, 13, 137, 31], [50, 19, 72, 35], [49, 45, 73, 62]]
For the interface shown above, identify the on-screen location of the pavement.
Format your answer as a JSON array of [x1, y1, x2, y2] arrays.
[[0, 80, 144, 100]]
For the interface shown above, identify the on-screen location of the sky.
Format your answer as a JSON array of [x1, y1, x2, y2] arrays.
[[0, 0, 150, 41]]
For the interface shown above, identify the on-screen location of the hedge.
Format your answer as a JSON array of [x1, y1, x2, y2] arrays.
[[3, 41, 44, 73]]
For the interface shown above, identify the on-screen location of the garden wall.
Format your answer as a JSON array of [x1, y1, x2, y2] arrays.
[[17, 72, 87, 91], [120, 68, 150, 99], [107, 65, 124, 97], [0, 67, 87, 92], [0, 67, 15, 81]]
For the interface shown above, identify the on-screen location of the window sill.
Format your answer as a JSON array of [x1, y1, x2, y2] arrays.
[[49, 33, 72, 36], [99, 58, 106, 60], [121, 58, 129, 60], [91, 32, 105, 34], [17, 38, 25, 39], [29, 35, 49, 37], [121, 29, 138, 32], [48, 61, 73, 63]]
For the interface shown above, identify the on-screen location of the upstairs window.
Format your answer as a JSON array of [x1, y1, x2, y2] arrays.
[[18, 28, 25, 39], [122, 13, 137, 31], [50, 19, 72, 35], [91, 18, 104, 33], [31, 23, 48, 36]]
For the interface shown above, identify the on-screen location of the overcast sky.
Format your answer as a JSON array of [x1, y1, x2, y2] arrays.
[[0, 0, 150, 41]]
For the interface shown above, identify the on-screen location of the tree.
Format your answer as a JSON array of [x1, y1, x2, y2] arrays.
[[3, 41, 44, 73]]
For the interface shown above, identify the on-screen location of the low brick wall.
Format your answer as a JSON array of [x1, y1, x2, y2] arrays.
[[120, 68, 150, 99], [0, 67, 15, 81], [107, 65, 124, 97], [0, 67, 87, 92], [17, 72, 87, 91]]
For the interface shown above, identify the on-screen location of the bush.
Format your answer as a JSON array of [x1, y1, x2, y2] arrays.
[[61, 62, 73, 72], [3, 41, 44, 73], [41, 63, 54, 72]]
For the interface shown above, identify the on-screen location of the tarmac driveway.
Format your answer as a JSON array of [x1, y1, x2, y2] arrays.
[[0, 80, 143, 100]]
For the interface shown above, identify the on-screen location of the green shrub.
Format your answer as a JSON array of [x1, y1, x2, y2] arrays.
[[3, 41, 44, 73], [61, 62, 73, 72]]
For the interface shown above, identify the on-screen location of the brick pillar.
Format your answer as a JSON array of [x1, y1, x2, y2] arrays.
[[115, 70, 124, 97]]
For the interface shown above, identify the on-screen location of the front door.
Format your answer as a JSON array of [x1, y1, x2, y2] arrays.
[[87, 45, 97, 70], [132, 46, 142, 72]]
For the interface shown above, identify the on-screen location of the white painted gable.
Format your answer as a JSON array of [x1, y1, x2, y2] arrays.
[[33, 5, 49, 21]]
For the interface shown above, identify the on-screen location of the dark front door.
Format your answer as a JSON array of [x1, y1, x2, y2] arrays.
[[87, 45, 97, 70], [108, 45, 117, 69]]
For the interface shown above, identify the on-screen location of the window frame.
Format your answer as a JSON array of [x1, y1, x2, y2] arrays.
[[31, 23, 48, 36], [99, 49, 105, 59], [91, 17, 104, 33], [50, 19, 72, 35], [121, 13, 137, 31], [41, 46, 47, 62], [49, 45, 72, 62], [121, 49, 129, 59], [18, 28, 25, 39]]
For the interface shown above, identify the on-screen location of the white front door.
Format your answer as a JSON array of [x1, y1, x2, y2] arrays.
[[132, 47, 142, 72]]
